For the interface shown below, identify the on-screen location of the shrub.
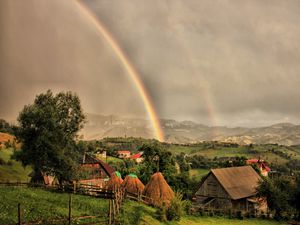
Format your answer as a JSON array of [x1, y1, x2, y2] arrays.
[[166, 191, 187, 221], [6, 160, 13, 166], [155, 205, 167, 222], [0, 158, 6, 165]]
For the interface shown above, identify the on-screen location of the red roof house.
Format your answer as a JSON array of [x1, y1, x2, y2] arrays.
[[131, 152, 144, 163], [246, 159, 271, 176], [117, 150, 131, 158]]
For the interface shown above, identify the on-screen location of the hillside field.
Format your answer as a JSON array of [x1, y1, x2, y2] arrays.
[[0, 148, 32, 182], [0, 186, 282, 225]]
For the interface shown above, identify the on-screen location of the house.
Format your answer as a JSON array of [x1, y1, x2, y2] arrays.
[[117, 150, 131, 158], [131, 152, 144, 163], [78, 154, 115, 188], [246, 159, 271, 176], [96, 150, 107, 159], [194, 166, 267, 215]]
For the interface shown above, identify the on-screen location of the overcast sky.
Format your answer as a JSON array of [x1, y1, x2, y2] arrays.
[[1, 0, 300, 127]]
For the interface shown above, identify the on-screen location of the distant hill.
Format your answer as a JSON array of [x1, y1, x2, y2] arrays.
[[81, 113, 300, 145]]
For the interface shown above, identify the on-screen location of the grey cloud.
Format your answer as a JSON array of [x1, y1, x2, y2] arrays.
[[1, 0, 300, 127]]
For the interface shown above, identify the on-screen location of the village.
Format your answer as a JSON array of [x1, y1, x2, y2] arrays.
[[1, 102, 300, 225]]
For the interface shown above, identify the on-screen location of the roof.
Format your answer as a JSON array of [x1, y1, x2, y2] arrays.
[[211, 166, 262, 200], [117, 150, 131, 154], [246, 159, 259, 163], [79, 154, 115, 177], [246, 159, 271, 172], [131, 152, 143, 159]]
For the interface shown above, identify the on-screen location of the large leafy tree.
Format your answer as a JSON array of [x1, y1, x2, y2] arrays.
[[15, 90, 85, 183], [257, 176, 297, 220], [138, 143, 177, 184]]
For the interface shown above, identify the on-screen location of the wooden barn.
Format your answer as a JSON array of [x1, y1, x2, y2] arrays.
[[194, 166, 267, 214], [78, 154, 115, 188]]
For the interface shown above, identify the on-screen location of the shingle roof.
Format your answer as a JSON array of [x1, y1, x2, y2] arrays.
[[79, 154, 115, 177], [211, 166, 262, 200]]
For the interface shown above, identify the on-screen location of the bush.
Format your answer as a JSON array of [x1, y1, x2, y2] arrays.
[[166, 192, 187, 221], [6, 160, 13, 166], [0, 158, 6, 165], [155, 205, 167, 222]]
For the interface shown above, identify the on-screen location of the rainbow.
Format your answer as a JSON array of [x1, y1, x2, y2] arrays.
[[74, 0, 164, 142]]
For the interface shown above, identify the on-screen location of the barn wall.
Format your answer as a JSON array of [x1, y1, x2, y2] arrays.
[[195, 173, 229, 198]]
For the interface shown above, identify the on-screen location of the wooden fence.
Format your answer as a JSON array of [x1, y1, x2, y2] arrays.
[[0, 182, 127, 225]]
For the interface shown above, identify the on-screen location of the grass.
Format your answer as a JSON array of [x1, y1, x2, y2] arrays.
[[170, 216, 282, 225], [96, 155, 124, 164], [0, 186, 108, 224], [0, 148, 32, 182], [167, 144, 300, 165], [0, 187, 284, 225], [189, 169, 209, 181]]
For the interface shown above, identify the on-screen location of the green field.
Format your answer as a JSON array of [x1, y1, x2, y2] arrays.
[[96, 155, 124, 164], [189, 169, 209, 181], [0, 148, 32, 182], [0, 186, 108, 224], [166, 143, 300, 165], [0, 186, 283, 225]]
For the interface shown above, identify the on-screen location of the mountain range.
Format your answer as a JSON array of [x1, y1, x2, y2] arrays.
[[81, 113, 300, 145]]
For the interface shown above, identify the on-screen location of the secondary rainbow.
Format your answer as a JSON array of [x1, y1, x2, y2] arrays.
[[74, 0, 164, 142]]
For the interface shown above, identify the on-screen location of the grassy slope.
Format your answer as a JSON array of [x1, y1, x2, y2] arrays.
[[189, 168, 209, 181], [0, 187, 282, 225], [0, 186, 108, 224], [0, 148, 32, 182], [166, 144, 300, 164]]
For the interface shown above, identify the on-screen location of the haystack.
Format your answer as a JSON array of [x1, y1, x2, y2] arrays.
[[106, 171, 123, 191], [143, 172, 174, 207], [122, 174, 145, 195]]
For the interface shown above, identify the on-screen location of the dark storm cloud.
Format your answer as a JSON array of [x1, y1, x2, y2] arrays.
[[1, 0, 300, 127], [84, 0, 300, 126], [0, 0, 146, 121]]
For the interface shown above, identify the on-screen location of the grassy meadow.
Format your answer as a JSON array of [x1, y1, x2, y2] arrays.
[[0, 186, 283, 225], [0, 186, 108, 224], [0, 148, 32, 182]]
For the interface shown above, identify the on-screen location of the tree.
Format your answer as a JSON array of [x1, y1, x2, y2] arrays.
[[0, 118, 14, 134], [257, 176, 296, 220], [138, 143, 177, 184], [15, 90, 85, 184]]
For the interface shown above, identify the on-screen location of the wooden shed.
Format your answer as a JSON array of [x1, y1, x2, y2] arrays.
[[78, 154, 115, 188], [194, 166, 267, 214]]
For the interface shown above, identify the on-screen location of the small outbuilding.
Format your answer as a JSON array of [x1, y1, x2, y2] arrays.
[[143, 172, 174, 208], [78, 154, 115, 187], [194, 166, 267, 214]]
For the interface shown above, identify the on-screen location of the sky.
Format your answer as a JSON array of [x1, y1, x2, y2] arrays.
[[1, 0, 300, 127]]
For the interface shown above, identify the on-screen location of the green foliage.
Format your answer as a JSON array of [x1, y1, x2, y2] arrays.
[[257, 176, 297, 220], [0, 148, 32, 182], [14, 90, 85, 183], [166, 192, 187, 221], [0, 119, 15, 134], [138, 143, 177, 184], [0, 186, 108, 224]]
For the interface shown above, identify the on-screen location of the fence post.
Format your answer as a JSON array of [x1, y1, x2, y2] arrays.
[[68, 194, 72, 225], [18, 203, 21, 225]]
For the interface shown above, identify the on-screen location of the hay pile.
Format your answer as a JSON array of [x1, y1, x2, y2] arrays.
[[106, 171, 123, 191], [122, 174, 145, 195], [143, 172, 174, 207]]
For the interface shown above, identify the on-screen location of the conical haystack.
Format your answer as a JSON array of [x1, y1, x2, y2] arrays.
[[106, 171, 123, 191], [122, 174, 145, 195], [143, 172, 174, 207]]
